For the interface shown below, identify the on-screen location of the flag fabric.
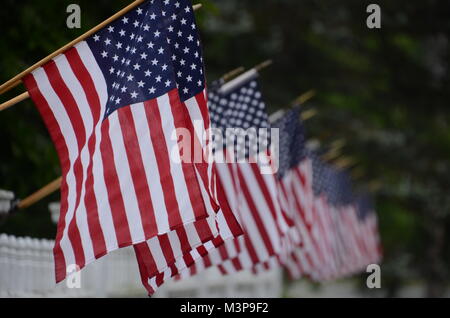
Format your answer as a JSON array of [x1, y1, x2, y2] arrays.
[[23, 0, 218, 283], [166, 70, 289, 279], [130, 1, 243, 295]]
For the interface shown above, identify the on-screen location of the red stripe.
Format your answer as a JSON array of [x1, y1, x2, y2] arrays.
[[134, 243, 158, 278], [134, 246, 156, 295], [157, 235, 176, 270], [65, 47, 107, 259], [143, 98, 184, 229], [23, 74, 70, 282], [117, 106, 158, 238], [99, 120, 133, 245], [216, 176, 243, 237], [168, 89, 207, 221], [43, 61, 87, 270], [236, 164, 276, 257]]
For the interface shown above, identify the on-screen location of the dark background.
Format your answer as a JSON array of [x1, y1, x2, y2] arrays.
[[1, 0, 449, 297]]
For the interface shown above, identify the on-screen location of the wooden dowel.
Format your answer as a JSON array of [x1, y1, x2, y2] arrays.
[[254, 59, 273, 72], [334, 157, 357, 170], [292, 90, 316, 106], [17, 177, 62, 210], [300, 108, 317, 121], [0, 2, 203, 95], [0, 92, 30, 112], [222, 66, 245, 82]]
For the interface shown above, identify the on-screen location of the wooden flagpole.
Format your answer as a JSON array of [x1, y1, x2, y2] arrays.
[[17, 177, 62, 210], [221, 66, 245, 82], [0, 2, 203, 98]]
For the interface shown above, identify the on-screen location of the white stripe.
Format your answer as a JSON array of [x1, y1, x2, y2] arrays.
[[157, 93, 196, 222], [107, 111, 146, 243], [238, 163, 281, 251], [32, 68, 78, 270], [74, 42, 119, 252], [54, 54, 95, 263], [130, 104, 169, 233]]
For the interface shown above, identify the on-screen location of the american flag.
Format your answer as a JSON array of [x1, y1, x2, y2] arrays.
[[170, 70, 289, 277], [271, 108, 314, 279], [23, 0, 217, 283]]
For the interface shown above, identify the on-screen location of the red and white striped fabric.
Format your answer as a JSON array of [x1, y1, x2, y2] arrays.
[[24, 52, 209, 282], [23, 0, 215, 282], [133, 94, 244, 295]]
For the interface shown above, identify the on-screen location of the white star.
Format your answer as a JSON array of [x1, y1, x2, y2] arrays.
[[109, 67, 115, 74], [147, 42, 154, 49], [154, 30, 161, 37], [190, 63, 197, 70], [198, 80, 202, 86], [137, 36, 143, 42], [183, 87, 189, 94], [161, 11, 166, 16], [180, 59, 186, 66], [174, 42, 180, 49], [131, 47, 137, 54], [186, 75, 192, 82], [187, 35, 194, 42], [155, 75, 162, 82], [130, 91, 138, 98], [150, 13, 156, 20], [164, 0, 169, 4], [133, 63, 141, 70], [137, 81, 145, 88], [119, 29, 126, 36], [130, 33, 135, 40], [171, 14, 177, 20], [158, 47, 164, 54], [122, 17, 129, 24], [104, 38, 111, 45], [177, 71, 182, 78], [181, 18, 187, 25], [171, 54, 177, 61], [101, 51, 108, 58], [133, 20, 140, 28], [168, 25, 174, 32], [191, 23, 196, 30], [143, 24, 150, 31], [127, 74, 134, 81], [113, 55, 119, 62], [161, 64, 168, 71], [175, 2, 180, 8], [177, 31, 183, 37], [108, 26, 114, 33], [149, 87, 156, 94], [144, 70, 152, 77], [137, 8, 143, 15], [185, 6, 191, 13], [115, 97, 121, 105], [121, 86, 127, 93], [140, 52, 148, 60], [165, 80, 171, 87], [151, 58, 158, 65], [116, 42, 122, 49], [183, 47, 190, 54], [93, 35, 100, 41]]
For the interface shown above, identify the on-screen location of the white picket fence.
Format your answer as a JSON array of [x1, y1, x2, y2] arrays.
[[0, 233, 282, 298]]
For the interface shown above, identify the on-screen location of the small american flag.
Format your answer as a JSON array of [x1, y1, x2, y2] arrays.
[[23, 0, 215, 283]]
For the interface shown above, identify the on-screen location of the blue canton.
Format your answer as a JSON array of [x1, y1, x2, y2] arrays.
[[86, 0, 205, 119]]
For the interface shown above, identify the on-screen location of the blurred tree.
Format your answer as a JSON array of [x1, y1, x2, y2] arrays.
[[0, 0, 449, 297]]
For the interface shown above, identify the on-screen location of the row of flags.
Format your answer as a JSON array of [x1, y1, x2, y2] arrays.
[[20, 0, 381, 295]]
